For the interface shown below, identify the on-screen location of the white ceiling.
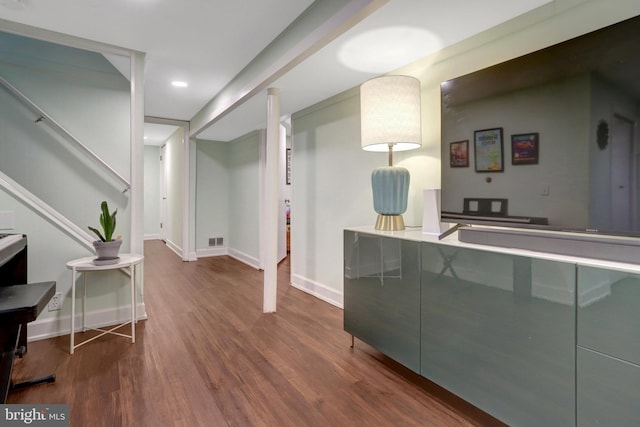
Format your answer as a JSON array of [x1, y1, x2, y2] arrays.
[[0, 0, 551, 145]]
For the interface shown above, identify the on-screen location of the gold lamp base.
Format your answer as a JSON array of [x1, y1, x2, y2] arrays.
[[375, 214, 405, 231]]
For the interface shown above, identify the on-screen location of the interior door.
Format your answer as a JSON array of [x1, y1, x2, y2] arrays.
[[160, 144, 167, 241], [611, 114, 634, 231]]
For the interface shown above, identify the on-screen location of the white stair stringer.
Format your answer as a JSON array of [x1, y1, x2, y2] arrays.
[[0, 170, 96, 252]]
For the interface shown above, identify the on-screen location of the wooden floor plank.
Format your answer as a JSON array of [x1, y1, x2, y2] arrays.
[[8, 240, 504, 426]]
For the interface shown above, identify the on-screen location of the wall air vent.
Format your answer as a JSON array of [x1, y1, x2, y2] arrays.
[[208, 237, 224, 247]]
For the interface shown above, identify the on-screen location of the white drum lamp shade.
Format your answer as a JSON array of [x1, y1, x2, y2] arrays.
[[360, 75, 422, 230]]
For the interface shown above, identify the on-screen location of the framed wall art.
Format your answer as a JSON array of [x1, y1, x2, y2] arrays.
[[449, 140, 469, 167], [474, 128, 504, 172], [511, 133, 539, 165]]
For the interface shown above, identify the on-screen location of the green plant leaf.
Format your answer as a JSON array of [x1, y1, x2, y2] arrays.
[[88, 226, 106, 242], [91, 201, 117, 242], [111, 209, 117, 241]]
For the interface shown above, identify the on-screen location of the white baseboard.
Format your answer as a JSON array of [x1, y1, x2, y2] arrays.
[[578, 280, 612, 307], [165, 239, 182, 258], [196, 247, 228, 258], [27, 302, 148, 342], [228, 248, 261, 270], [291, 273, 343, 308], [144, 234, 161, 241], [532, 282, 573, 305]]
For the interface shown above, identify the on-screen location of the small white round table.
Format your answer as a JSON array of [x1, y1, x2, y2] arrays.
[[65, 254, 144, 354]]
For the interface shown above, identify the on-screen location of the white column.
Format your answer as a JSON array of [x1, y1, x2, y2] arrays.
[[130, 51, 145, 305], [264, 88, 280, 313], [130, 51, 145, 256]]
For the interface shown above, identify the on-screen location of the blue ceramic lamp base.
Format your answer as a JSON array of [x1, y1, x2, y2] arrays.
[[372, 166, 410, 231]]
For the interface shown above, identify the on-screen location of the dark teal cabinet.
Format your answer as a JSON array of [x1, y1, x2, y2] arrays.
[[420, 242, 575, 427], [577, 266, 640, 426], [344, 230, 640, 427], [343, 231, 421, 372]]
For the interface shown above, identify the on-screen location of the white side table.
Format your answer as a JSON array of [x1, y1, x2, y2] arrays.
[[66, 254, 144, 354]]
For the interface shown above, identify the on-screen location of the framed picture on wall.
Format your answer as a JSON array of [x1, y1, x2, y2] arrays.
[[474, 128, 504, 172], [449, 140, 469, 167], [511, 133, 539, 165]]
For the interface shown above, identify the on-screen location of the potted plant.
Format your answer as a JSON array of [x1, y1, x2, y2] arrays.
[[88, 201, 121, 261]]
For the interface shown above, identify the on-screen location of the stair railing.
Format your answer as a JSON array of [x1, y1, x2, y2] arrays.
[[0, 75, 131, 193]]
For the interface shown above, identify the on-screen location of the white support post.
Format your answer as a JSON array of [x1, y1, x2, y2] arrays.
[[264, 88, 280, 313], [130, 51, 145, 257], [130, 51, 145, 304]]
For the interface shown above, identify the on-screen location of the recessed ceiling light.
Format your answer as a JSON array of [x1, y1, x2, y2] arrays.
[[171, 81, 188, 88]]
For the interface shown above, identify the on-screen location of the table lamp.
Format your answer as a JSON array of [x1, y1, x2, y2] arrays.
[[360, 75, 422, 230]]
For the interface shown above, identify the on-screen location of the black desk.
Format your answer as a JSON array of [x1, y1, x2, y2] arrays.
[[0, 281, 56, 403]]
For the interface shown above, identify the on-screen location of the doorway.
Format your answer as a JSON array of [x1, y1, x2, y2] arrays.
[[610, 113, 636, 231], [143, 120, 188, 257]]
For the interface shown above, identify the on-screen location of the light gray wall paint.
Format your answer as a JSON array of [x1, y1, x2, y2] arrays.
[[0, 32, 131, 180], [228, 131, 261, 263], [144, 145, 161, 238], [0, 40, 131, 239], [292, 90, 379, 305], [164, 128, 184, 251], [195, 139, 230, 250]]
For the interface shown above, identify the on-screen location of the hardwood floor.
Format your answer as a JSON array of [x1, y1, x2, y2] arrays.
[[8, 240, 504, 426]]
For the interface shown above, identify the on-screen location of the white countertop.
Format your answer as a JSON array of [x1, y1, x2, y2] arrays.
[[346, 225, 640, 274]]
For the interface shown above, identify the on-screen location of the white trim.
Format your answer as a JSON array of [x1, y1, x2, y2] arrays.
[[196, 247, 229, 258], [258, 129, 266, 270], [27, 302, 148, 342], [164, 239, 183, 258], [228, 248, 261, 270], [144, 234, 162, 240], [130, 51, 145, 257], [188, 138, 197, 262], [145, 117, 192, 262], [578, 280, 612, 307], [130, 51, 146, 301], [182, 132, 191, 261], [291, 273, 344, 308]]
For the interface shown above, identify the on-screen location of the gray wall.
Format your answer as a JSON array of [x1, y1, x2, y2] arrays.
[[164, 128, 184, 252], [195, 139, 230, 252], [227, 130, 261, 266]]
